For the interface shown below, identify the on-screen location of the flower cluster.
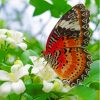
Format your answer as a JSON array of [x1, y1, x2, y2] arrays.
[[0, 56, 71, 97], [30, 56, 71, 93], [0, 60, 31, 96], [0, 29, 71, 98], [0, 29, 27, 50]]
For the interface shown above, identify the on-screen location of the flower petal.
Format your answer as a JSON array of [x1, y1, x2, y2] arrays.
[[0, 34, 6, 42], [31, 65, 44, 74], [61, 84, 71, 93], [29, 56, 46, 65], [0, 82, 12, 96], [42, 80, 54, 93], [0, 70, 10, 81], [11, 60, 23, 73], [30, 56, 57, 81], [52, 79, 63, 92], [0, 29, 8, 34], [12, 79, 26, 94], [17, 43, 27, 50], [37, 64, 57, 81], [17, 64, 31, 79], [11, 65, 22, 73], [29, 56, 37, 63]]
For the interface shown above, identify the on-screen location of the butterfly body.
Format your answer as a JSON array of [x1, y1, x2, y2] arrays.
[[42, 4, 92, 86]]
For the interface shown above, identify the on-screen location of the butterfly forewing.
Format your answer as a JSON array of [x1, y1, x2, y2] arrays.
[[46, 4, 90, 53], [43, 4, 92, 86]]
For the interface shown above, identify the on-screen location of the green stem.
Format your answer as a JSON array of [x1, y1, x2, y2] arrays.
[[8, 95, 10, 100], [19, 94, 22, 100]]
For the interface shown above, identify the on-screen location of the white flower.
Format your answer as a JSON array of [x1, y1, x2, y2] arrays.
[[0, 60, 31, 96], [17, 43, 27, 50], [30, 56, 57, 82], [42, 80, 54, 93], [42, 79, 71, 93], [53, 79, 71, 93], [0, 29, 27, 50], [0, 29, 8, 34], [0, 29, 7, 44], [6, 30, 27, 50], [30, 56, 71, 93]]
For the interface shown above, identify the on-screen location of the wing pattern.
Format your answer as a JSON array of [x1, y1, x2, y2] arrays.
[[43, 4, 92, 86]]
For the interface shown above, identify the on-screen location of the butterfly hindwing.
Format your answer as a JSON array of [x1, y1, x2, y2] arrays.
[[47, 48, 92, 86]]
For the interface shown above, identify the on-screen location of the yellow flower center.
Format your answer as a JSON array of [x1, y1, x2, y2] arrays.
[[9, 73, 17, 82]]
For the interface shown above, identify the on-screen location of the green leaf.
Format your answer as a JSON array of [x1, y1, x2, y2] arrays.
[[22, 93, 33, 100], [50, 0, 71, 18], [85, 0, 91, 7], [50, 7, 60, 18], [20, 49, 38, 64], [89, 82, 100, 90], [60, 95, 78, 100], [68, 85, 96, 100], [87, 41, 100, 61], [26, 83, 50, 100], [30, 0, 52, 16], [8, 47, 23, 57], [92, 49, 100, 61], [88, 41, 99, 53], [26, 83, 43, 96], [25, 37, 43, 55], [95, 0, 99, 8], [30, 0, 71, 17], [51, 0, 71, 12], [0, 20, 5, 28], [1, 0, 6, 5], [0, 49, 6, 63], [7, 93, 20, 100], [83, 60, 100, 85], [33, 8, 47, 16]]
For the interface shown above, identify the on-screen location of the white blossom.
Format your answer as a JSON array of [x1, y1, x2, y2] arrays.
[[53, 79, 71, 93], [0, 29, 7, 44], [30, 56, 71, 93], [0, 29, 27, 50], [42, 80, 54, 93], [30, 56, 57, 82], [0, 60, 31, 96]]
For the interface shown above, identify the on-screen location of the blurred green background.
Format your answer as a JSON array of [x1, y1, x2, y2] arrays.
[[0, 0, 100, 100]]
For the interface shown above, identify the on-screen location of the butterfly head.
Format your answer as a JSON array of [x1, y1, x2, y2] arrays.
[[41, 50, 46, 54], [41, 50, 46, 57], [41, 50, 49, 61]]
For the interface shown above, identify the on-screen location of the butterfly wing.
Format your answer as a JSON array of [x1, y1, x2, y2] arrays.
[[48, 48, 92, 86], [45, 4, 90, 54], [43, 4, 92, 86]]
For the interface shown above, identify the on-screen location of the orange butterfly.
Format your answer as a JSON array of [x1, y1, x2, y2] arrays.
[[42, 4, 92, 86]]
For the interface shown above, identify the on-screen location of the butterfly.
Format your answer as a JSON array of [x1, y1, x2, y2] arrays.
[[42, 4, 92, 86]]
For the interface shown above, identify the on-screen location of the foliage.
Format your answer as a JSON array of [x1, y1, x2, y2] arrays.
[[0, 0, 100, 100], [30, 0, 71, 18]]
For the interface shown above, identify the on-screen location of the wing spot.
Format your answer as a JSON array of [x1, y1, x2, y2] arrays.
[[77, 59, 80, 61], [74, 68, 78, 70], [63, 64, 65, 66], [66, 61, 68, 63]]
